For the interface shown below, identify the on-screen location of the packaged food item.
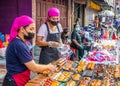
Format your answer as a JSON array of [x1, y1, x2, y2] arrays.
[[79, 77, 91, 86], [56, 71, 72, 82], [42, 78, 53, 86], [66, 80, 76, 86]]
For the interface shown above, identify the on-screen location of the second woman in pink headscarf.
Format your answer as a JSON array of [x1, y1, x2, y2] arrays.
[[36, 7, 63, 64]]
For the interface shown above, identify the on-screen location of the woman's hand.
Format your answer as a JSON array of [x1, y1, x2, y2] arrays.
[[47, 63, 56, 72], [51, 42, 60, 48]]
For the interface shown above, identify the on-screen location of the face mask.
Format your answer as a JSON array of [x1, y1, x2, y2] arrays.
[[49, 20, 58, 26], [24, 32, 35, 40], [65, 36, 68, 38], [27, 44, 32, 51]]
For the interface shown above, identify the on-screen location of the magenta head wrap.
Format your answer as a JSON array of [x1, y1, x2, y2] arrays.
[[9, 15, 34, 43], [46, 7, 60, 21], [48, 7, 60, 17]]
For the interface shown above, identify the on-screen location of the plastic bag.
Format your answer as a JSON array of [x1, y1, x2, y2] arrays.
[[57, 44, 73, 60]]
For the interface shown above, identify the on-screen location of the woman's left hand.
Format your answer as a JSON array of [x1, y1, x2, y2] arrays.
[[51, 42, 60, 48]]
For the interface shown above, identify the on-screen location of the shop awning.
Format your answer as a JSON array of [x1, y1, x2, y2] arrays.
[[93, 0, 111, 10]]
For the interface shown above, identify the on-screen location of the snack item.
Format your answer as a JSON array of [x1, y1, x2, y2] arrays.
[[91, 80, 101, 86], [79, 77, 91, 86], [72, 73, 80, 81], [66, 80, 76, 86], [56, 71, 72, 82], [75, 61, 87, 73], [42, 78, 53, 86], [87, 62, 95, 70]]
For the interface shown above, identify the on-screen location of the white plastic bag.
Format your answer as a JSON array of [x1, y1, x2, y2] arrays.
[[0, 47, 6, 57]]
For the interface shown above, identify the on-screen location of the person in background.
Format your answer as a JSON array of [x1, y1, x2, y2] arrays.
[[2, 16, 56, 86], [61, 28, 74, 60], [74, 18, 83, 32], [70, 23, 84, 60], [36, 7, 63, 64], [93, 16, 100, 29], [61, 28, 69, 44], [81, 30, 91, 52]]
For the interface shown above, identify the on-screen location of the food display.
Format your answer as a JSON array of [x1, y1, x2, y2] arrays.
[[86, 40, 118, 63], [26, 58, 120, 86]]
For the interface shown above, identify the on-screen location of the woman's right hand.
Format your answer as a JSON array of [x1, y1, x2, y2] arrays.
[[47, 63, 56, 72]]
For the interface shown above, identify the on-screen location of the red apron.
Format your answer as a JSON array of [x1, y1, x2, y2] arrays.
[[12, 69, 30, 86]]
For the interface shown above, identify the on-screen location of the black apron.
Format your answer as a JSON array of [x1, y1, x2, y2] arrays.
[[39, 23, 60, 64]]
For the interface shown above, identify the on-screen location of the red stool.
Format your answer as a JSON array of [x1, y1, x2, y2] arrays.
[[70, 47, 77, 59]]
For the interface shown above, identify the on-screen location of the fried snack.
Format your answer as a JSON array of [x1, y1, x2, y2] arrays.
[[117, 81, 120, 86], [63, 60, 74, 71], [87, 62, 95, 70], [56, 71, 72, 82], [91, 80, 101, 86], [76, 61, 87, 72], [72, 73, 80, 81], [66, 80, 76, 86]]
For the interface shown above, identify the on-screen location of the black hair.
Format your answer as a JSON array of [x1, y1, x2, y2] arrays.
[[75, 18, 80, 23], [74, 23, 77, 28], [63, 29, 68, 34]]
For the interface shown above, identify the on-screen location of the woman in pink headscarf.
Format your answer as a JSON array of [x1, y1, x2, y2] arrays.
[[36, 7, 63, 64], [2, 15, 56, 86]]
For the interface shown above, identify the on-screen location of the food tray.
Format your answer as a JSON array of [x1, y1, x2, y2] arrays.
[[78, 77, 91, 86], [75, 61, 88, 74], [93, 71, 104, 80], [62, 61, 77, 72], [72, 73, 81, 81], [55, 70, 73, 82], [82, 70, 93, 77]]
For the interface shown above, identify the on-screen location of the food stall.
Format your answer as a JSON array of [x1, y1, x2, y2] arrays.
[[25, 45, 120, 86]]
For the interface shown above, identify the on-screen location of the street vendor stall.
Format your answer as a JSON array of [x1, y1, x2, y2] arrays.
[[25, 58, 120, 86], [85, 39, 119, 64]]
